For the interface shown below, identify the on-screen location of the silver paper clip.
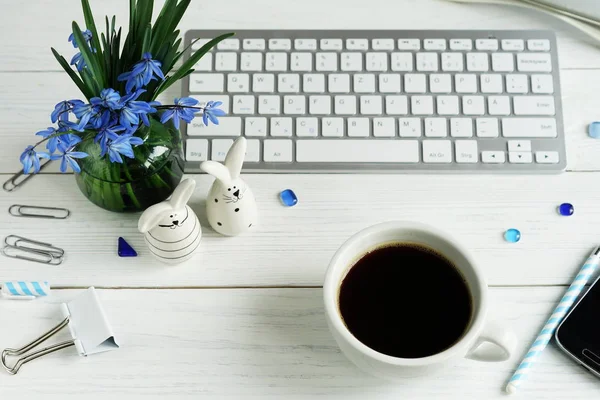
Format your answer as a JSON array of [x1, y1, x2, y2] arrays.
[[2, 235, 64, 265], [2, 160, 52, 192], [1, 287, 119, 375], [9, 204, 70, 219]]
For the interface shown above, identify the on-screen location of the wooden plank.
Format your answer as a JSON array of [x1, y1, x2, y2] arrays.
[[0, 173, 598, 287], [0, 287, 598, 398]]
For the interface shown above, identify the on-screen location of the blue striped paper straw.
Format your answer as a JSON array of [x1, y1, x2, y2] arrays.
[[506, 247, 600, 394], [1, 281, 50, 299]]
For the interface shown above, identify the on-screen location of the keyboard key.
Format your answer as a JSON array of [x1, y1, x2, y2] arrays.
[[296, 140, 419, 163], [425, 118, 447, 137], [264, 140, 293, 162], [399, 118, 422, 137], [423, 140, 452, 163], [424, 39, 446, 50], [322, 118, 344, 137], [253, 74, 275, 92], [186, 139, 208, 161], [416, 53, 438, 71], [269, 38, 291, 50], [245, 117, 267, 136], [372, 39, 394, 50], [212, 139, 234, 161], [265, 53, 288, 71], [535, 151, 559, 164], [194, 53, 212, 71], [441, 53, 463, 71], [429, 74, 451, 93], [328, 74, 351, 93], [309, 95, 332, 115], [258, 95, 281, 114], [233, 95, 255, 114], [411, 95, 434, 115], [278, 74, 300, 92], [482, 151, 505, 163], [366, 53, 388, 71], [347, 39, 369, 50], [385, 95, 408, 115], [354, 74, 376, 93], [508, 140, 531, 152], [517, 53, 551, 72], [501, 39, 524, 51], [455, 74, 477, 93], [462, 96, 485, 115], [217, 39, 239, 50], [492, 53, 514, 72], [295, 39, 317, 50], [404, 74, 426, 93], [373, 118, 396, 137], [271, 117, 293, 136], [188, 117, 241, 136], [243, 39, 265, 50], [502, 118, 557, 137], [191, 39, 211, 50], [360, 96, 383, 115], [475, 39, 498, 51], [531, 74, 554, 94], [303, 74, 326, 92], [348, 118, 370, 137], [509, 151, 532, 163], [480, 74, 503, 93], [320, 39, 343, 50], [334, 95, 357, 115], [379, 74, 402, 93], [466, 53, 489, 71], [215, 53, 238, 71], [476, 118, 499, 137], [455, 140, 478, 163], [245, 139, 261, 162], [506, 74, 528, 93], [316, 52, 338, 71], [398, 39, 420, 50], [190, 73, 224, 92], [341, 53, 363, 71], [284, 95, 306, 114], [227, 74, 250, 92], [488, 96, 511, 115], [391, 53, 413, 71], [527, 39, 550, 51], [513, 96, 555, 115], [449, 39, 472, 51], [437, 96, 459, 115], [296, 118, 319, 137], [291, 53, 312, 71], [192, 95, 230, 113], [450, 118, 473, 137]]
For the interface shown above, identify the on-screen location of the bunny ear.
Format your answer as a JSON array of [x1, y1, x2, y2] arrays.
[[170, 178, 196, 210], [138, 202, 174, 233], [224, 137, 246, 180], [200, 160, 231, 183]]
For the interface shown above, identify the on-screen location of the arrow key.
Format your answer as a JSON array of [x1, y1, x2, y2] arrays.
[[535, 151, 559, 164], [509, 151, 533, 163], [482, 151, 505, 163], [508, 140, 531, 152]]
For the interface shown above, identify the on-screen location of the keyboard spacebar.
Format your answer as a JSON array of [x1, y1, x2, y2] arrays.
[[296, 140, 420, 163]]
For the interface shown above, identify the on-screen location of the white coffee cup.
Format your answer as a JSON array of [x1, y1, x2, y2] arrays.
[[323, 221, 517, 380]]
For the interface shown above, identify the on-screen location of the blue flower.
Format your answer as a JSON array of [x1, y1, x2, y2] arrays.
[[118, 89, 157, 128], [51, 135, 88, 173], [73, 102, 110, 131], [202, 101, 226, 126], [20, 146, 51, 174], [91, 89, 121, 110], [117, 52, 165, 93], [102, 133, 144, 163], [51, 99, 79, 123], [95, 124, 125, 154], [36, 121, 80, 153], [160, 97, 198, 130], [68, 30, 92, 48], [70, 52, 87, 71]]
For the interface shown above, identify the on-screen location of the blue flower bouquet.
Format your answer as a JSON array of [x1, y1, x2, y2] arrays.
[[20, 0, 231, 212]]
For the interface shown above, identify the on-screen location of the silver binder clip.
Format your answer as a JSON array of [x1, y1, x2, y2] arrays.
[[9, 204, 70, 219], [2, 160, 52, 192], [1, 287, 119, 375]]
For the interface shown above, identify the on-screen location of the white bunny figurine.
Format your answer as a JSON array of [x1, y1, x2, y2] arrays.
[[200, 137, 257, 236], [138, 178, 202, 264]]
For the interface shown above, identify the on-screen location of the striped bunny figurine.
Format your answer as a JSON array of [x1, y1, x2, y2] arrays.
[[138, 178, 202, 264]]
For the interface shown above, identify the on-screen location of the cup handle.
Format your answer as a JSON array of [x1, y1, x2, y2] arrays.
[[465, 321, 517, 362]]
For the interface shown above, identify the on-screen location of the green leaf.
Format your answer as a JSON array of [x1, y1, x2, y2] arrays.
[[51, 48, 93, 99], [166, 0, 191, 36], [150, 0, 177, 53], [141, 23, 152, 54], [73, 21, 105, 92], [80, 0, 104, 74], [129, 0, 135, 34]]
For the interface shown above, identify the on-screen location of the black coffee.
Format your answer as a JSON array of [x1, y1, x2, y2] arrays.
[[338, 243, 472, 358]]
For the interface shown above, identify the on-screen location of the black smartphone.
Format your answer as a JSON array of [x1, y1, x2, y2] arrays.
[[555, 274, 600, 377]]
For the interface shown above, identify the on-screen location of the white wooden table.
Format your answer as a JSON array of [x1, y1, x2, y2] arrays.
[[2, 0, 600, 397]]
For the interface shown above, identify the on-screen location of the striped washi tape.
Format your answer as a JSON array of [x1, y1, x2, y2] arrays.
[[1, 281, 50, 298]]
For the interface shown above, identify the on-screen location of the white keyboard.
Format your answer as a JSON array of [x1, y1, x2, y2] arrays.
[[181, 30, 566, 173]]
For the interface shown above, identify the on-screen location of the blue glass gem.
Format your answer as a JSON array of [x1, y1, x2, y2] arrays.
[[118, 237, 137, 257], [558, 202, 574, 216], [589, 122, 600, 139], [504, 229, 521, 243], [279, 189, 298, 207]]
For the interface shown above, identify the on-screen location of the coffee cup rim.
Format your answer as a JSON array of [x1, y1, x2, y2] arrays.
[[323, 221, 487, 366]]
